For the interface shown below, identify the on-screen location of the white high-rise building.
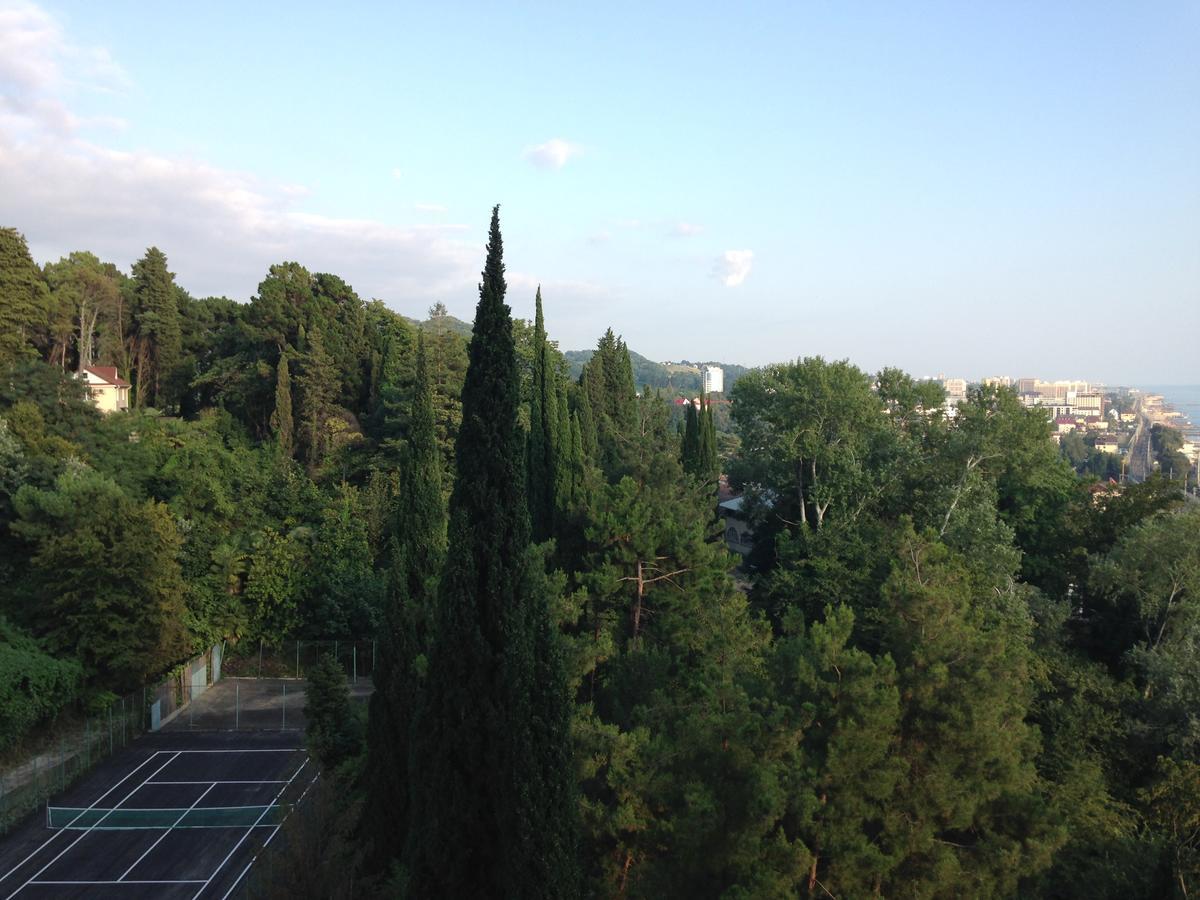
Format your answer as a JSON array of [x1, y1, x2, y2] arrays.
[[702, 365, 724, 395]]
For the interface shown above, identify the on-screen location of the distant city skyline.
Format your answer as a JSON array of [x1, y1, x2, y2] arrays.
[[1, 1, 1196, 382]]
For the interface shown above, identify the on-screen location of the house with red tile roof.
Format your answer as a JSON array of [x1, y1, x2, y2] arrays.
[[80, 366, 130, 414]]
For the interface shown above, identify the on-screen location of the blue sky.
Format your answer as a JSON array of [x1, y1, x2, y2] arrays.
[[1, 0, 1197, 383]]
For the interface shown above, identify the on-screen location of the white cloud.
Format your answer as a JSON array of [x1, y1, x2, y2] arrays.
[[715, 250, 754, 287], [414, 202, 447, 213], [522, 138, 582, 171], [673, 222, 703, 237], [0, 1, 130, 136], [587, 230, 611, 245], [0, 3, 480, 307], [390, 167, 403, 179], [507, 271, 610, 308]]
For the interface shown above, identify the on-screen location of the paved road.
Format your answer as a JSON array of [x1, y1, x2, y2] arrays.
[[1126, 396, 1153, 483]]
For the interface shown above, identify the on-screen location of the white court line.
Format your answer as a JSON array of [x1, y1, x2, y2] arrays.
[[218, 771, 322, 900], [31, 880, 206, 885], [193, 756, 309, 900], [0, 751, 165, 890], [53, 806, 283, 813], [155, 749, 302, 754], [44, 824, 279, 832], [119, 783, 217, 881], [148, 780, 288, 785], [4, 752, 182, 900]]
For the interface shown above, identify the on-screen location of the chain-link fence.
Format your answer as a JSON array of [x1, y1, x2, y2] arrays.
[[161, 678, 308, 732], [0, 638, 375, 834], [0, 643, 219, 833], [0, 686, 146, 834], [221, 638, 378, 683]]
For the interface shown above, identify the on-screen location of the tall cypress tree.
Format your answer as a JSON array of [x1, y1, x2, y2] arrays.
[[363, 332, 445, 875], [400, 332, 447, 591], [405, 207, 579, 897], [527, 287, 558, 542], [554, 380, 572, 510], [580, 329, 639, 479], [296, 326, 336, 467], [697, 394, 719, 482], [269, 351, 294, 456], [681, 399, 700, 474]]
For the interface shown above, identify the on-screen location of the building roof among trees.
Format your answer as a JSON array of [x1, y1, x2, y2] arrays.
[[82, 366, 130, 387]]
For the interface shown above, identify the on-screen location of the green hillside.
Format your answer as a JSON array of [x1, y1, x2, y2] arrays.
[[565, 349, 747, 395]]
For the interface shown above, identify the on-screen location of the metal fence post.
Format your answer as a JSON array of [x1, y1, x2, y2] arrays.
[[121, 696, 127, 747], [60, 737, 66, 793], [189, 682, 194, 728], [235, 682, 240, 730], [353, 644, 357, 683], [258, 640, 264, 678], [107, 705, 113, 755], [282, 683, 287, 731], [85, 718, 91, 770], [372, 639, 377, 674], [295, 640, 300, 679]]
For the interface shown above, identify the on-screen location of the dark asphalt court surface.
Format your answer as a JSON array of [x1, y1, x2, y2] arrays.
[[0, 732, 314, 899]]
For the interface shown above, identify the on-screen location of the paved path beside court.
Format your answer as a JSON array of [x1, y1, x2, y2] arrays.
[[162, 677, 373, 734]]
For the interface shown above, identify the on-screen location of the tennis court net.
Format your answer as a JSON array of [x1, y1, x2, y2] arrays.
[[46, 803, 291, 829]]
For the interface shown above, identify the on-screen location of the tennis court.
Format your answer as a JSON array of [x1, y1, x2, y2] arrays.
[[0, 732, 316, 899]]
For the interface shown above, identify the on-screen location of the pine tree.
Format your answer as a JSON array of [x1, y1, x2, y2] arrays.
[[129, 247, 181, 408], [0, 228, 48, 369], [405, 207, 579, 896], [873, 524, 1061, 895], [572, 395, 778, 894], [269, 351, 294, 456], [527, 287, 559, 542]]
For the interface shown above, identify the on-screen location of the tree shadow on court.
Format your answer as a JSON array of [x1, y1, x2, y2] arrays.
[[242, 774, 366, 899]]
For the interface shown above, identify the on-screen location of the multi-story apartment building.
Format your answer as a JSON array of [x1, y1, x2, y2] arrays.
[[702, 365, 724, 395]]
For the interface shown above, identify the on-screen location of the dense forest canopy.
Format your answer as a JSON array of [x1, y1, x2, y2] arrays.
[[1, 219, 1198, 897]]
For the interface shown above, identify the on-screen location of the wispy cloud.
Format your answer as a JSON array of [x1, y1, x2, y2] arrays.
[[673, 222, 703, 237], [508, 271, 610, 306], [522, 137, 582, 171], [0, 2, 480, 307], [715, 250, 754, 287], [587, 230, 611, 245], [0, 0, 130, 136], [414, 202, 447, 213], [390, 167, 403, 179]]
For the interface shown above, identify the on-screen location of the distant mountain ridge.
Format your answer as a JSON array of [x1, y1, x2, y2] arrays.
[[403, 312, 747, 394]]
